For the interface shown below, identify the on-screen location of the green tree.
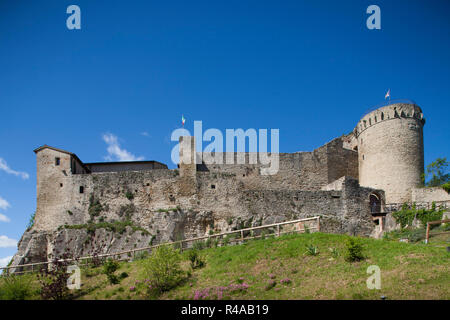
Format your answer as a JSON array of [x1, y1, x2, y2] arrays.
[[142, 245, 184, 293], [422, 157, 449, 187]]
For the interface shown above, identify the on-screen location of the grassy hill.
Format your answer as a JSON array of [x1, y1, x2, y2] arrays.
[[1, 232, 449, 300]]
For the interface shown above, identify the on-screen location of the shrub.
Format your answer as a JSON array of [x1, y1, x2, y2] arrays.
[[26, 212, 36, 231], [392, 203, 416, 228], [192, 240, 205, 251], [125, 191, 134, 200], [417, 209, 443, 228], [393, 203, 444, 229], [88, 195, 103, 218], [187, 250, 206, 270], [134, 251, 149, 260], [103, 259, 120, 285], [407, 228, 426, 243], [37, 252, 76, 300], [142, 245, 184, 293], [442, 182, 450, 193], [329, 247, 339, 259], [222, 236, 230, 246], [345, 238, 365, 262], [305, 244, 319, 256], [0, 275, 33, 300]]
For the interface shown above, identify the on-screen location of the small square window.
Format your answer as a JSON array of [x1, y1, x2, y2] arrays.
[[55, 157, 60, 166], [79, 186, 84, 194], [211, 184, 216, 189]]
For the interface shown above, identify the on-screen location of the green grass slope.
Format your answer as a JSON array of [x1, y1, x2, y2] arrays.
[[2, 232, 449, 300]]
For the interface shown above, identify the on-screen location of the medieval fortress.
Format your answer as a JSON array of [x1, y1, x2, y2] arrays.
[[10, 102, 450, 268]]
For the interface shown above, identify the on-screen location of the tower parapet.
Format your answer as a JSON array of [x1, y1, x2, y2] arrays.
[[355, 103, 425, 203]]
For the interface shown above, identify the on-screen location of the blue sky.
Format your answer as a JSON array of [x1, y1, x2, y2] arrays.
[[1, 0, 449, 265]]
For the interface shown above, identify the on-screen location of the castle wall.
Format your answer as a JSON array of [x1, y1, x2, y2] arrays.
[[34, 148, 91, 231], [21, 144, 378, 267], [85, 161, 167, 173], [411, 187, 450, 203], [326, 139, 359, 182], [356, 103, 425, 204], [197, 137, 358, 191]]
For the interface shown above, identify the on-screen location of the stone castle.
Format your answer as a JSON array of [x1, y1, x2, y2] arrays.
[[10, 102, 450, 269]]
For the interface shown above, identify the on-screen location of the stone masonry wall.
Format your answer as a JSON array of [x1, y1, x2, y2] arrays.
[[411, 187, 450, 203]]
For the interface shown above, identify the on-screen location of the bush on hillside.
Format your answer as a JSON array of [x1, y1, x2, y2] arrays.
[[0, 274, 33, 300], [345, 238, 365, 262], [103, 259, 120, 285], [143, 245, 184, 293], [187, 250, 206, 270]]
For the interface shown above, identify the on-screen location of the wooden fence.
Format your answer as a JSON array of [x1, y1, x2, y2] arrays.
[[1, 216, 320, 275], [425, 218, 450, 244]]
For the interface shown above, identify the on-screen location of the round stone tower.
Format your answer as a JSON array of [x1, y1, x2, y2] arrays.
[[354, 102, 425, 204]]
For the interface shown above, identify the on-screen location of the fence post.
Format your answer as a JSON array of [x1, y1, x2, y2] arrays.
[[317, 217, 320, 232], [425, 222, 430, 244], [240, 230, 244, 241], [277, 225, 280, 237]]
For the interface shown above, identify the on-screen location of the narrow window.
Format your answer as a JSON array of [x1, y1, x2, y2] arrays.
[[60, 183, 63, 187], [79, 186, 84, 194], [55, 157, 61, 166]]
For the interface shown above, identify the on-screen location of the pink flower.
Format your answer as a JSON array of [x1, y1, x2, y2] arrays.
[[129, 286, 136, 291]]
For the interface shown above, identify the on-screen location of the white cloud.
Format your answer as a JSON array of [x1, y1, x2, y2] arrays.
[[0, 196, 10, 210], [0, 213, 10, 223], [0, 158, 29, 179], [141, 131, 150, 137], [0, 235, 17, 248], [0, 256, 13, 268], [102, 133, 144, 162]]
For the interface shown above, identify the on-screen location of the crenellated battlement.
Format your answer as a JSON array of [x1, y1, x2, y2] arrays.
[[355, 102, 425, 203], [355, 103, 425, 137]]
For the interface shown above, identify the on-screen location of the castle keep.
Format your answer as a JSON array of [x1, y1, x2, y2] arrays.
[[10, 102, 450, 269]]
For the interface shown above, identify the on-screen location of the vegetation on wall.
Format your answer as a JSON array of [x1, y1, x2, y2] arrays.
[[88, 195, 103, 218], [118, 204, 135, 220], [124, 191, 134, 201], [442, 182, 450, 193], [26, 212, 36, 231], [392, 202, 444, 229], [61, 220, 150, 236]]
